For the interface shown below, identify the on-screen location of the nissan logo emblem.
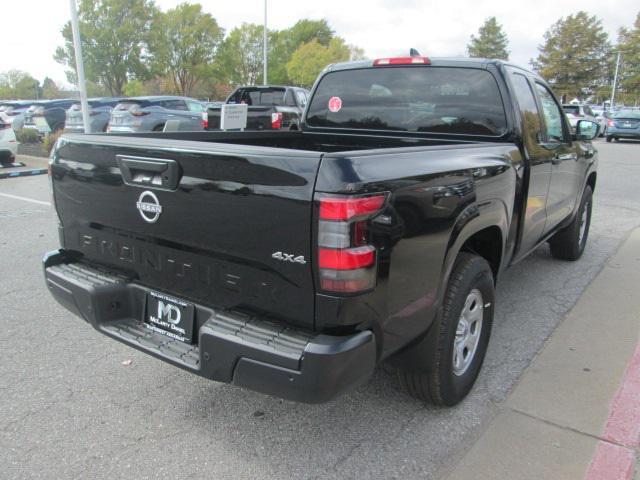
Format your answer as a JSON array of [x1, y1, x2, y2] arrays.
[[136, 190, 162, 223]]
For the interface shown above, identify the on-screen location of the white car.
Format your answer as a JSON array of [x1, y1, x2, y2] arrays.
[[0, 112, 18, 165], [562, 104, 599, 135]]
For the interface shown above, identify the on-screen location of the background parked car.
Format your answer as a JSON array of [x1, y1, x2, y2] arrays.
[[107, 96, 206, 133], [0, 114, 18, 165], [606, 109, 640, 142], [562, 104, 598, 134], [590, 106, 608, 137], [65, 97, 124, 133], [205, 85, 310, 131], [23, 99, 76, 134], [0, 100, 36, 131]]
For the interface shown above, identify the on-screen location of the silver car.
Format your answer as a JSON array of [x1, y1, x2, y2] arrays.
[[0, 101, 36, 131], [107, 96, 206, 133], [65, 97, 123, 133]]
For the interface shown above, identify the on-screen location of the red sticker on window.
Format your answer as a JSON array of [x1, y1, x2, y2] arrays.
[[328, 96, 342, 113]]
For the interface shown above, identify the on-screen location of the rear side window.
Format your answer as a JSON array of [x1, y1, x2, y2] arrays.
[[228, 88, 286, 106], [536, 83, 565, 141], [306, 67, 507, 136], [161, 99, 188, 110], [510, 72, 543, 148], [115, 101, 149, 111]]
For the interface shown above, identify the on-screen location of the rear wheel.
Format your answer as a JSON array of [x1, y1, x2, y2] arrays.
[[606, 136, 612, 143], [549, 185, 592, 261], [153, 124, 165, 132], [397, 253, 495, 406]]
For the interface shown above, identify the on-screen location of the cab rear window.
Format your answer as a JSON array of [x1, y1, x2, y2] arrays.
[[306, 67, 507, 136]]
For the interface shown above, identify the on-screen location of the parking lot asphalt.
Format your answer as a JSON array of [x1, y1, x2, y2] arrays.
[[1, 140, 640, 480]]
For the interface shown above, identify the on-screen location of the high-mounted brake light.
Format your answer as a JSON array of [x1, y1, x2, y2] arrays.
[[271, 112, 283, 129], [373, 56, 431, 66], [316, 193, 388, 294]]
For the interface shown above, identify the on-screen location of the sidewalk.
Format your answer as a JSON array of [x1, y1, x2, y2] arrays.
[[447, 228, 640, 480]]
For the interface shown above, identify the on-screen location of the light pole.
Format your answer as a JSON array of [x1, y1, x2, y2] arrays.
[[610, 51, 621, 109], [69, 0, 91, 133], [263, 0, 268, 85]]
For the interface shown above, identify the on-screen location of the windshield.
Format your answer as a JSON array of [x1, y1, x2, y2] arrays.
[[306, 66, 507, 136], [613, 110, 640, 119]]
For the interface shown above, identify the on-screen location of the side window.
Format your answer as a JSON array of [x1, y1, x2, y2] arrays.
[[295, 90, 308, 108], [535, 83, 566, 142], [162, 100, 188, 111], [510, 73, 543, 150], [187, 101, 204, 112]]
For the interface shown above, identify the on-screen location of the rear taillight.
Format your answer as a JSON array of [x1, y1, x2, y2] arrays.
[[271, 112, 283, 129], [0, 123, 10, 130], [373, 56, 431, 66], [201, 111, 208, 129], [608, 119, 615, 127], [317, 193, 388, 293]]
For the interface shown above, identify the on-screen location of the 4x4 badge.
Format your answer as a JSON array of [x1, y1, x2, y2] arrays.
[[272, 251, 306, 264], [136, 190, 162, 223]]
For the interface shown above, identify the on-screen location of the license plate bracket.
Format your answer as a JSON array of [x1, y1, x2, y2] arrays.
[[144, 291, 195, 344]]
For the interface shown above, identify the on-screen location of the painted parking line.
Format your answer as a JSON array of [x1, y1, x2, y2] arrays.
[[0, 192, 51, 206], [0, 168, 48, 179]]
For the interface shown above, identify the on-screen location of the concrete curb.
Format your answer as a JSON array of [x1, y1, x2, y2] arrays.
[[0, 168, 48, 179], [446, 228, 640, 480]]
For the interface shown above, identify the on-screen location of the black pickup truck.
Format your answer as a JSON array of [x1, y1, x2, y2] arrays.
[[44, 56, 599, 406], [205, 85, 309, 131]]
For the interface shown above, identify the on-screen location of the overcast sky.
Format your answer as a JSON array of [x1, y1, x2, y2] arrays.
[[2, 0, 637, 87]]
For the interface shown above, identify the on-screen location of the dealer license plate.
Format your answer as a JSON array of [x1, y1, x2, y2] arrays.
[[144, 291, 195, 344]]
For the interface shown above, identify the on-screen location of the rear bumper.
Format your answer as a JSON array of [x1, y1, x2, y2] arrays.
[[607, 128, 640, 139], [107, 125, 138, 133], [43, 250, 376, 403]]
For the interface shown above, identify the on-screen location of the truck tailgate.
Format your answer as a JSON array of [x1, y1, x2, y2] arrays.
[[51, 135, 322, 328]]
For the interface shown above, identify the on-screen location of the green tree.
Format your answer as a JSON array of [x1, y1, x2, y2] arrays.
[[0, 70, 41, 99], [617, 12, 640, 104], [286, 38, 353, 87], [532, 11, 610, 101], [54, 0, 159, 95], [149, 3, 224, 96], [467, 17, 510, 60], [268, 19, 335, 84], [216, 23, 272, 85], [42, 77, 62, 99]]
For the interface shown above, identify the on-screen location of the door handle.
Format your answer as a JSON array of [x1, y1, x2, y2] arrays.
[[552, 153, 576, 164], [116, 155, 180, 190]]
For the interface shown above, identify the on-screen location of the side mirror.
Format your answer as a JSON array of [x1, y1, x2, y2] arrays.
[[576, 120, 599, 141]]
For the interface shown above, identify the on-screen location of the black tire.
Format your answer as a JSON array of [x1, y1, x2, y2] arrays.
[[153, 124, 165, 132], [397, 253, 495, 406], [549, 186, 593, 261], [606, 136, 612, 143]]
